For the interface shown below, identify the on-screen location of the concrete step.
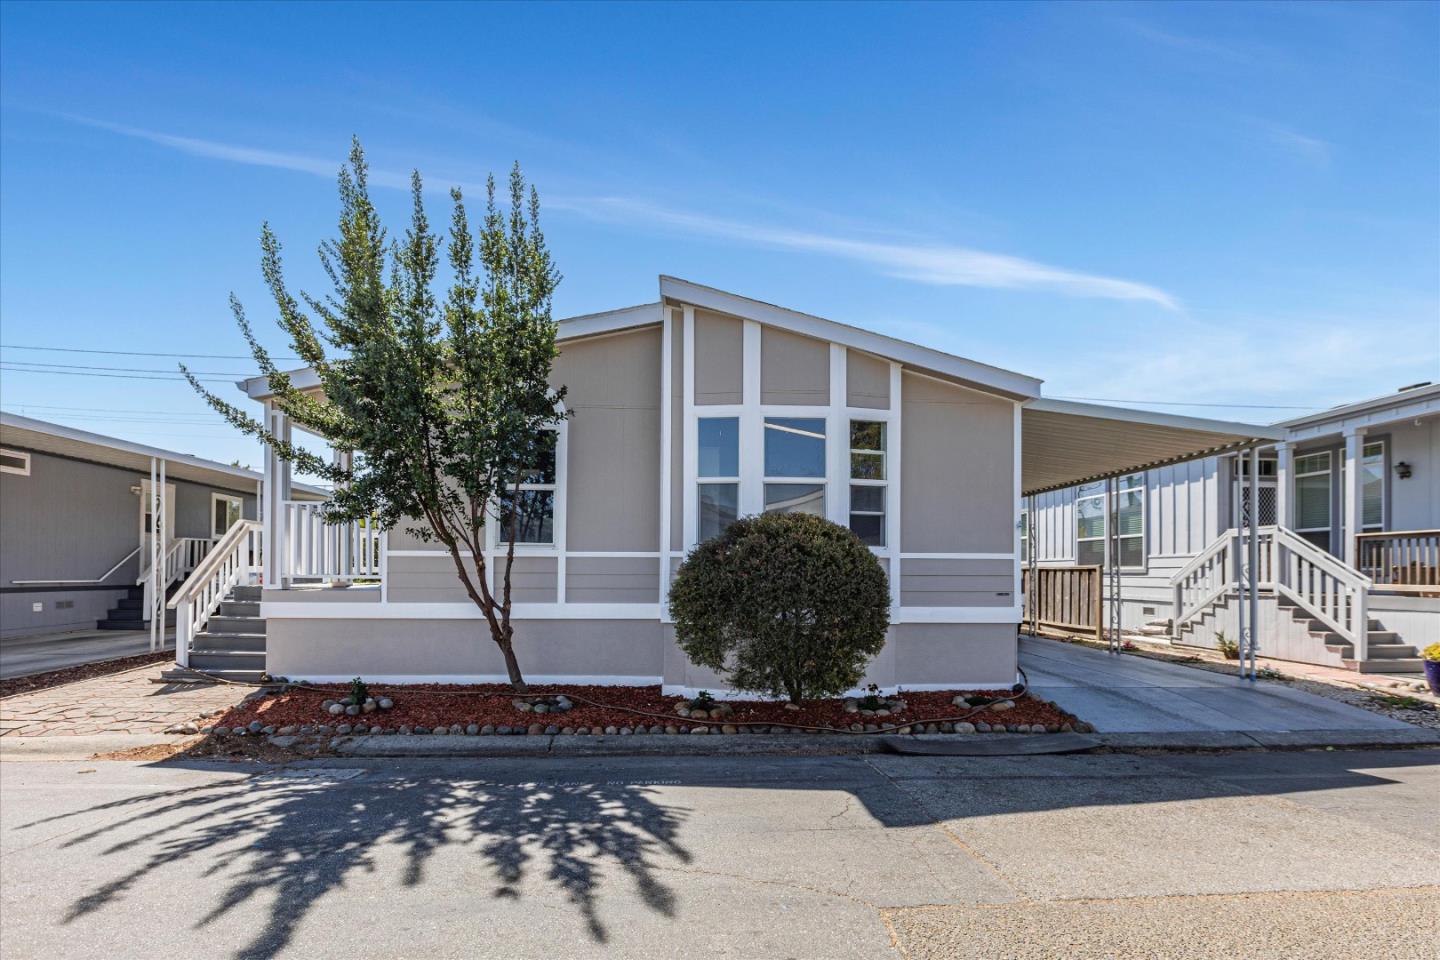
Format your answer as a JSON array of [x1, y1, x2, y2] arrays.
[[96, 613, 175, 630], [232, 585, 262, 602], [191, 632, 266, 653], [1366, 642, 1421, 660], [1324, 642, 1355, 658], [218, 600, 260, 618], [116, 597, 143, 611], [189, 649, 266, 673], [206, 616, 266, 636], [162, 666, 266, 684], [1343, 658, 1426, 674]]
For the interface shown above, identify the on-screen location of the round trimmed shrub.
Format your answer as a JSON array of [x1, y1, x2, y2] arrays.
[[668, 512, 890, 703]]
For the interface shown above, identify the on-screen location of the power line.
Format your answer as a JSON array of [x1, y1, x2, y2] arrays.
[[0, 366, 234, 383], [1, 360, 251, 376], [0, 402, 221, 416], [0, 343, 300, 361]]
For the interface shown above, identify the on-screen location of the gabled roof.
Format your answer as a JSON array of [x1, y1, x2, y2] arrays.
[[1273, 382, 1440, 431], [0, 412, 329, 498], [659, 277, 1043, 400]]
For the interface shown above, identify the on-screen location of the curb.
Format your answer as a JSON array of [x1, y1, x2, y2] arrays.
[[272, 726, 1440, 759], [0, 733, 187, 761]]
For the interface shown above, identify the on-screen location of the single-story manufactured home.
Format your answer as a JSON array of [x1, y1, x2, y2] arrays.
[[1026, 382, 1439, 672], [175, 276, 1288, 690], [1, 414, 266, 639]]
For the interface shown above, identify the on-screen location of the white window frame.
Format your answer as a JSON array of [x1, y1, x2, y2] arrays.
[[1074, 474, 1145, 571], [1360, 439, 1385, 532], [210, 492, 244, 539], [696, 415, 741, 541], [0, 448, 30, 476], [762, 415, 828, 519], [1019, 506, 1028, 564], [848, 418, 887, 548]]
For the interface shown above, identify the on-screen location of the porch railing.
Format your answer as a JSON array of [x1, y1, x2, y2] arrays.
[[282, 500, 383, 583], [1172, 525, 1371, 661], [1022, 566, 1103, 641], [1356, 529, 1440, 594], [140, 537, 214, 591], [169, 520, 262, 667]]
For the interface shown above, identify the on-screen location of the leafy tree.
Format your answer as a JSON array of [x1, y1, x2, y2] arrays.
[[667, 513, 891, 703], [187, 139, 564, 691]]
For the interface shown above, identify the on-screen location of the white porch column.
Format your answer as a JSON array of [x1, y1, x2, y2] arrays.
[[263, 404, 293, 588], [1343, 427, 1366, 569], [1273, 441, 1293, 529]]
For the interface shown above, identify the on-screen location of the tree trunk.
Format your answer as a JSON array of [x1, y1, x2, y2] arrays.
[[497, 633, 527, 693]]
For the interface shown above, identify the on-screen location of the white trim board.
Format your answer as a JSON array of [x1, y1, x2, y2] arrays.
[[262, 602, 663, 620]]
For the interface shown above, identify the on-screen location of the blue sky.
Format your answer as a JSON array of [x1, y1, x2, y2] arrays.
[[2, 0, 1437, 469]]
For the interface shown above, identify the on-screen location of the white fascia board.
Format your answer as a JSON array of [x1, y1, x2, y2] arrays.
[[659, 276, 1043, 400], [0, 412, 265, 484], [237, 366, 322, 400], [1273, 383, 1440, 430], [1280, 388, 1440, 443], [1026, 397, 1287, 441], [556, 302, 663, 341]]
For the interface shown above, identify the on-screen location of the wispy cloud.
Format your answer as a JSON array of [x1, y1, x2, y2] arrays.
[[1258, 121, 1332, 165], [61, 114, 1180, 310]]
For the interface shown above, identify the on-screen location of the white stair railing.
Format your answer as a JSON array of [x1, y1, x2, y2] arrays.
[[1171, 525, 1371, 661], [139, 537, 214, 591], [168, 520, 262, 668], [283, 501, 382, 582]]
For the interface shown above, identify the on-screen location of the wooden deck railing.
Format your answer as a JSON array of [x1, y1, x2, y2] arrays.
[[1356, 529, 1440, 593], [1022, 565, 1103, 641]]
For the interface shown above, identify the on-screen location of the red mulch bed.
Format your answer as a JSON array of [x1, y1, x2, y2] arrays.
[[0, 651, 173, 699], [216, 683, 1080, 733]]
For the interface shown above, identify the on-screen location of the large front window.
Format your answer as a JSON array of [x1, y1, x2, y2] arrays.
[[1361, 441, 1385, 531], [763, 417, 826, 518], [698, 417, 739, 540]]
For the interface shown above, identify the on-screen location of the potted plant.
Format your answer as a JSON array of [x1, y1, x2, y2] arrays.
[[1423, 643, 1440, 697]]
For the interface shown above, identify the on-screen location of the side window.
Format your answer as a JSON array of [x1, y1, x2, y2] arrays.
[[848, 420, 886, 546], [697, 417, 739, 541]]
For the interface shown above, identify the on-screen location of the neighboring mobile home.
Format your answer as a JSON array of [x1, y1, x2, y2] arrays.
[[192, 277, 1281, 691], [1027, 382, 1440, 672], [0, 413, 324, 640]]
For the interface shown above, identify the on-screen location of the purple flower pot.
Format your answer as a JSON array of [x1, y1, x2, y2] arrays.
[[1425, 659, 1440, 698]]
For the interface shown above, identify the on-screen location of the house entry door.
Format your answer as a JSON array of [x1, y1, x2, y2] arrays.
[[139, 480, 177, 567]]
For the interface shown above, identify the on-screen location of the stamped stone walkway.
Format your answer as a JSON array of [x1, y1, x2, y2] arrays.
[[0, 663, 250, 737]]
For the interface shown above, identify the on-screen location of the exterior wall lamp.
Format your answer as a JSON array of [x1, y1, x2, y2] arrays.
[[1394, 461, 1412, 479]]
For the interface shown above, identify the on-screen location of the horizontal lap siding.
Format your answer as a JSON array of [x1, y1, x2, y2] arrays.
[[566, 556, 660, 603], [900, 558, 1014, 607], [386, 554, 557, 604]]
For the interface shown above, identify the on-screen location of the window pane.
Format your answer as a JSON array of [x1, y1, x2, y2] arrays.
[[214, 500, 229, 534], [850, 484, 884, 513], [1296, 453, 1329, 475], [764, 418, 825, 478], [850, 420, 885, 452], [515, 432, 557, 485], [1296, 474, 1330, 530], [1076, 540, 1105, 567], [849, 513, 884, 547], [850, 452, 884, 480], [1117, 489, 1143, 536], [1362, 447, 1384, 528], [698, 418, 739, 478], [764, 483, 825, 516], [1118, 536, 1143, 568], [1076, 496, 1105, 539], [499, 490, 554, 544], [1077, 481, 1106, 497], [698, 483, 738, 540]]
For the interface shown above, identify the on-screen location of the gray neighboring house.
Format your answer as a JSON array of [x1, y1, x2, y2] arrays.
[[1027, 382, 1440, 673], [0, 413, 323, 640]]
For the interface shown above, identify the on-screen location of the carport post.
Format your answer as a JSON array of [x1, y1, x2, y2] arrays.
[[1107, 475, 1121, 654], [1027, 493, 1037, 638], [1247, 445, 1260, 681]]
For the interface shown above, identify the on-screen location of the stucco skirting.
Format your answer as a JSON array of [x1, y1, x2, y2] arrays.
[[265, 617, 1019, 690]]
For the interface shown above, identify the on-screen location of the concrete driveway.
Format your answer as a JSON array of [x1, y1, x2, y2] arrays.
[[0, 629, 172, 680], [1021, 635, 1412, 733]]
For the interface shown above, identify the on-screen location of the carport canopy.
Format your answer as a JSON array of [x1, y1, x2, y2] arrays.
[[1022, 398, 1286, 496]]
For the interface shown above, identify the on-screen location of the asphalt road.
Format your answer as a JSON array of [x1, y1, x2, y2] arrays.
[[0, 630, 171, 679], [1, 750, 1436, 959]]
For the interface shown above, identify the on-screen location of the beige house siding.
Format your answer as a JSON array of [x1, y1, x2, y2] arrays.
[[554, 326, 661, 553], [693, 309, 742, 404], [901, 371, 1015, 554], [566, 555, 660, 603], [387, 554, 557, 604], [846, 351, 890, 409], [760, 326, 828, 405], [900, 557, 1014, 607]]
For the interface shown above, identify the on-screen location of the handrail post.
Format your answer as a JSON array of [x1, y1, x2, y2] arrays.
[[175, 598, 192, 667], [1353, 585, 1368, 663]]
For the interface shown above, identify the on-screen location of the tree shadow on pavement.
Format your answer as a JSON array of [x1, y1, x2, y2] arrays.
[[17, 766, 690, 959]]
